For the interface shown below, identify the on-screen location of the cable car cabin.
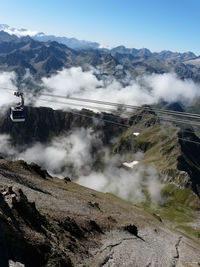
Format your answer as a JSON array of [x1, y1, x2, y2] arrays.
[[10, 107, 25, 122]]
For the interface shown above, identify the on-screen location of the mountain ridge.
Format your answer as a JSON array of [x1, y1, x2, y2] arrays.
[[0, 24, 198, 56], [0, 24, 102, 51], [0, 29, 200, 82]]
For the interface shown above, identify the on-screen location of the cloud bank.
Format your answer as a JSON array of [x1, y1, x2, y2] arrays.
[[0, 72, 17, 110], [0, 130, 163, 204], [1, 67, 200, 112], [19, 128, 102, 177], [77, 165, 162, 203], [40, 67, 200, 109]]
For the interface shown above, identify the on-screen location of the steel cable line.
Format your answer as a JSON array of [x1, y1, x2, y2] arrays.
[[40, 92, 200, 120], [0, 74, 198, 117], [157, 116, 200, 126], [4, 85, 198, 128], [39, 98, 200, 146], [36, 96, 200, 130], [2, 86, 200, 132], [0, 86, 131, 127], [1, 86, 200, 143], [38, 98, 116, 112], [38, 97, 200, 128], [0, 86, 185, 123], [178, 138, 200, 145], [38, 99, 130, 128], [1, 86, 200, 120]]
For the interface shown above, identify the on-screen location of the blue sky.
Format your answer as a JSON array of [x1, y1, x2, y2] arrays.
[[0, 0, 200, 54]]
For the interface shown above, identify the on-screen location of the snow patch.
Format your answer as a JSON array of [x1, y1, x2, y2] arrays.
[[98, 43, 112, 50], [123, 161, 139, 168]]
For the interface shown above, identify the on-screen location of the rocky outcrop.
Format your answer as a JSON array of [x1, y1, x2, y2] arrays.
[[0, 159, 199, 266], [0, 186, 54, 267]]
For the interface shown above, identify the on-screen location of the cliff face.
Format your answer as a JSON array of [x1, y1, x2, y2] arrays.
[[0, 159, 199, 267], [112, 109, 200, 198], [178, 130, 200, 195], [0, 107, 127, 146]]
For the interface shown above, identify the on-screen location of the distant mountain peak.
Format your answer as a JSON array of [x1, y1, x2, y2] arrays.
[[0, 24, 197, 57], [0, 24, 39, 37], [0, 23, 103, 50]]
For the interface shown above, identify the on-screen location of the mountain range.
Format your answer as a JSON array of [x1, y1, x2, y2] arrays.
[[0, 24, 102, 50], [0, 24, 200, 82]]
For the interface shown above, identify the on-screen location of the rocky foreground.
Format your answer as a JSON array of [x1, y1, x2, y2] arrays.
[[0, 159, 199, 267]]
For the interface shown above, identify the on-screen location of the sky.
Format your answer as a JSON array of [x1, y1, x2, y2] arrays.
[[0, 0, 200, 54]]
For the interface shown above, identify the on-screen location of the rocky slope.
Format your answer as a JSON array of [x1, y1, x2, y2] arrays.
[[112, 108, 200, 195], [0, 159, 200, 267]]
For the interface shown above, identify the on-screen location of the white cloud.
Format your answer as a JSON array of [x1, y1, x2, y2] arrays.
[[41, 67, 103, 96], [0, 68, 199, 113], [0, 134, 17, 158], [0, 25, 39, 37], [0, 71, 17, 110], [98, 43, 113, 49], [18, 128, 163, 204], [77, 165, 163, 204], [142, 72, 200, 104], [40, 67, 200, 111], [0, 130, 163, 204], [19, 129, 163, 204], [18, 128, 102, 177]]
